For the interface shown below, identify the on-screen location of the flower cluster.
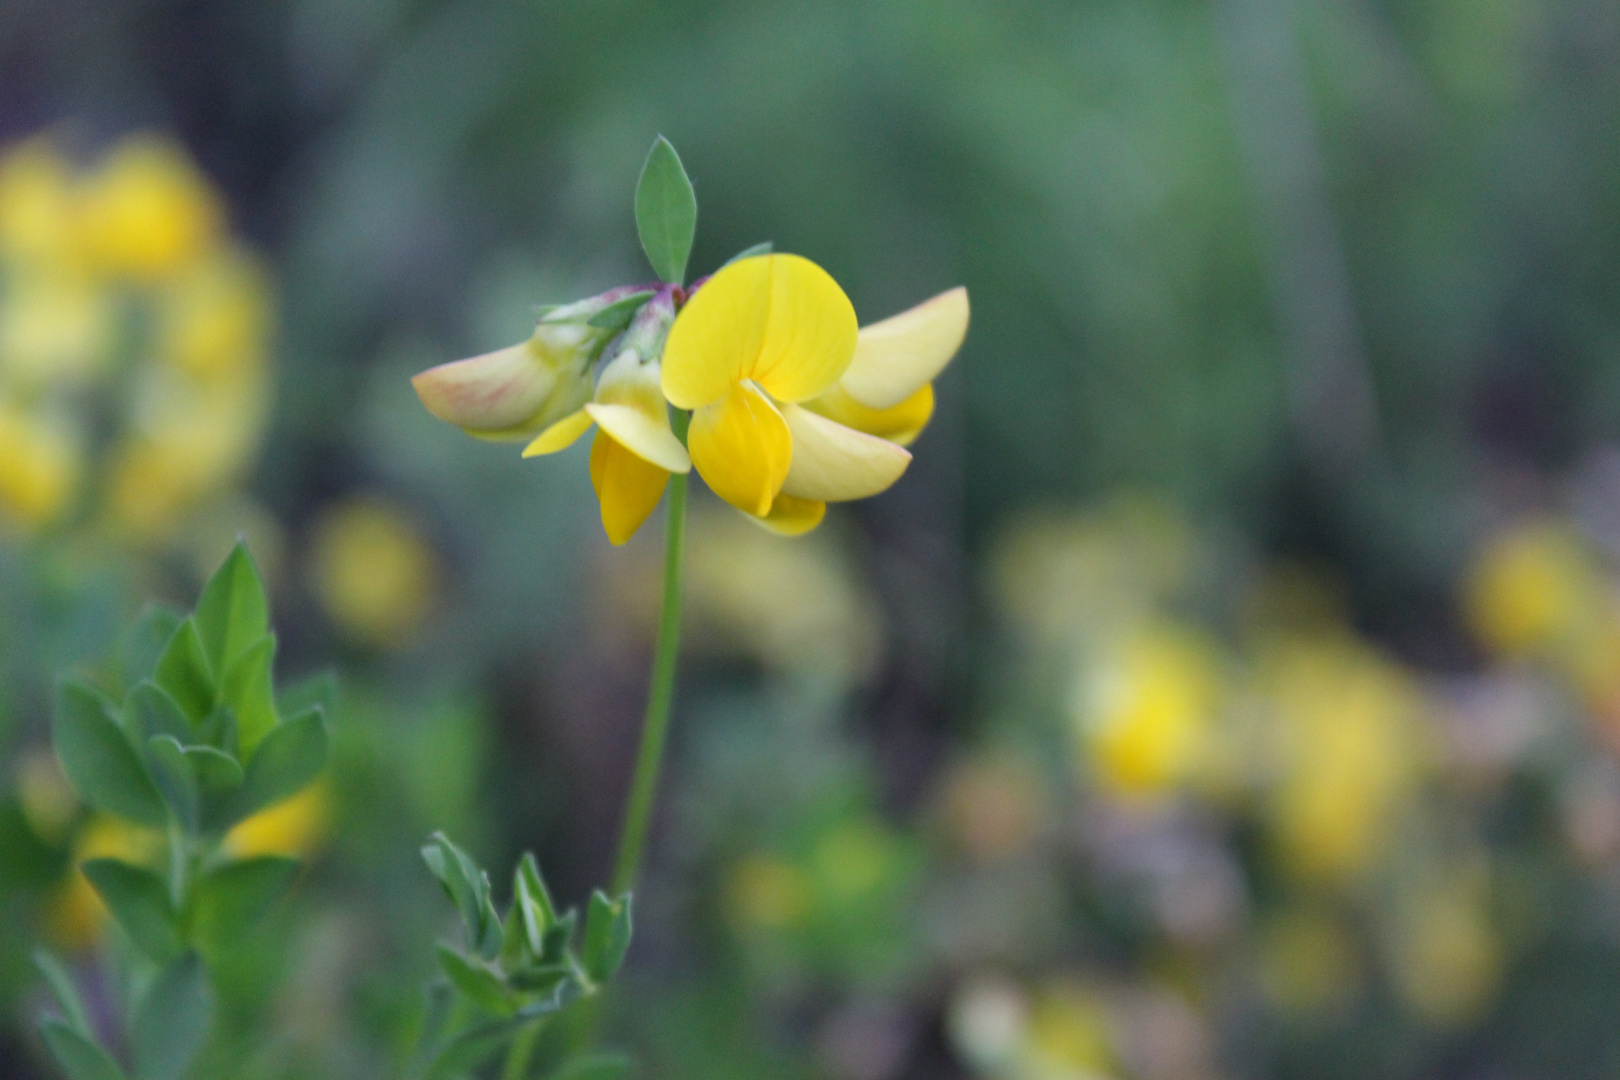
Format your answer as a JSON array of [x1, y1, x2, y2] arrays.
[[0, 133, 271, 543], [413, 139, 967, 545]]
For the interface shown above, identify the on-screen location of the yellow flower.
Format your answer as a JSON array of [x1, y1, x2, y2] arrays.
[[661, 254, 920, 534], [0, 138, 81, 264], [523, 345, 692, 544], [45, 817, 163, 952], [0, 399, 82, 532], [1464, 519, 1600, 660], [227, 783, 330, 858], [77, 134, 222, 280], [157, 246, 273, 380], [308, 498, 439, 648], [0, 270, 116, 388], [802, 285, 969, 447]]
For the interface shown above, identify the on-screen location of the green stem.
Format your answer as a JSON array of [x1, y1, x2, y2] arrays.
[[610, 468, 688, 898], [499, 1020, 543, 1080]]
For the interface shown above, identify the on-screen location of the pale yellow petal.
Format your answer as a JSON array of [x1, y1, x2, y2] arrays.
[[778, 404, 911, 502], [413, 342, 559, 437], [662, 254, 857, 409], [589, 431, 669, 546], [841, 287, 968, 409], [805, 383, 934, 447], [522, 409, 593, 457], [688, 381, 792, 517], [749, 494, 826, 537], [585, 348, 691, 472]]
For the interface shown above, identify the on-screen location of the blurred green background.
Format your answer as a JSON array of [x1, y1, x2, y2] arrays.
[[6, 0, 1620, 1077]]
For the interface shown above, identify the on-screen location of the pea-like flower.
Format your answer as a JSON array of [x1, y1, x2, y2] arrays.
[[662, 254, 967, 536]]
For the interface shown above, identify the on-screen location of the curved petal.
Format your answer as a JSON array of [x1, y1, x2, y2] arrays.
[[778, 404, 911, 502], [585, 348, 691, 473], [662, 254, 857, 409], [750, 493, 826, 537], [588, 431, 669, 545], [522, 409, 593, 457], [841, 286, 968, 409], [804, 383, 934, 447], [688, 381, 791, 517], [412, 342, 560, 438]]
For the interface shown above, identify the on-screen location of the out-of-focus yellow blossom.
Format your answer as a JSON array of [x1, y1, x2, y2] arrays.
[[662, 255, 944, 535], [45, 817, 163, 952], [0, 400, 82, 531], [1255, 907, 1362, 1019], [0, 131, 275, 551], [308, 498, 439, 648], [77, 134, 222, 280], [1386, 864, 1502, 1026], [17, 749, 79, 845], [227, 783, 330, 858], [1024, 980, 1117, 1080], [1076, 623, 1220, 799], [1464, 519, 1603, 660], [726, 854, 815, 932], [1259, 636, 1428, 884]]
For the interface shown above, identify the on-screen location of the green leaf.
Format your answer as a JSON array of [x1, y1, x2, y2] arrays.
[[53, 678, 166, 828], [149, 736, 243, 835], [218, 636, 277, 755], [514, 852, 558, 957], [126, 683, 191, 744], [40, 1021, 127, 1080], [189, 856, 299, 957], [81, 859, 181, 964], [192, 542, 269, 675], [131, 952, 212, 1080], [195, 704, 239, 758], [581, 891, 632, 984], [421, 833, 503, 960], [278, 670, 337, 719], [545, 1052, 634, 1080], [541, 909, 577, 966], [227, 707, 326, 825], [634, 136, 697, 285], [435, 945, 515, 1016], [33, 949, 91, 1035], [117, 606, 184, 692], [154, 620, 215, 724], [722, 241, 772, 267], [145, 737, 199, 832], [586, 290, 658, 332], [420, 1017, 529, 1080]]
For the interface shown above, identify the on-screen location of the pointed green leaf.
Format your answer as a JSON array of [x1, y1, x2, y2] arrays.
[[586, 290, 657, 332], [421, 1016, 529, 1080], [154, 621, 214, 724], [436, 945, 515, 1016], [195, 704, 239, 758], [193, 542, 269, 675], [227, 707, 326, 825], [582, 891, 632, 984], [278, 670, 337, 719], [189, 855, 299, 958], [219, 636, 277, 755], [117, 606, 184, 692], [145, 737, 200, 832], [126, 683, 191, 744], [541, 909, 577, 967], [81, 859, 181, 964], [634, 136, 697, 285], [421, 833, 503, 960], [33, 949, 91, 1035], [722, 241, 772, 267], [131, 952, 212, 1080], [40, 1021, 126, 1080], [53, 678, 166, 827], [514, 852, 557, 957]]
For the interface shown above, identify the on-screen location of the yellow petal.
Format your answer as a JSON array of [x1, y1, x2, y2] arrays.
[[589, 431, 669, 545], [778, 404, 911, 502], [522, 409, 593, 457], [688, 381, 792, 517], [805, 382, 934, 447], [750, 494, 826, 537], [841, 286, 968, 409], [585, 348, 691, 473], [662, 254, 857, 409]]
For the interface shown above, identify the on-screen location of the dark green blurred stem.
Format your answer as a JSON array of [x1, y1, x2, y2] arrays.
[[166, 820, 187, 907], [610, 452, 688, 898], [500, 1020, 543, 1080]]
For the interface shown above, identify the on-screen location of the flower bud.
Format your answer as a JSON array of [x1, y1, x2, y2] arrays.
[[412, 320, 601, 442]]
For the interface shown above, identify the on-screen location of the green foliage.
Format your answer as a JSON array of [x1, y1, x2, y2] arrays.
[[52, 680, 166, 827], [635, 136, 697, 285], [130, 953, 212, 1080], [80, 859, 181, 964], [187, 856, 300, 960], [39, 1023, 126, 1080], [587, 290, 657, 332]]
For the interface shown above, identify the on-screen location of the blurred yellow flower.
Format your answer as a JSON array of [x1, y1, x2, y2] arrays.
[[78, 134, 222, 280], [0, 400, 82, 532], [0, 139, 80, 263], [307, 498, 439, 649], [1076, 623, 1220, 799], [1024, 980, 1116, 1080], [227, 783, 330, 858], [1464, 519, 1601, 660], [1387, 864, 1501, 1026]]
